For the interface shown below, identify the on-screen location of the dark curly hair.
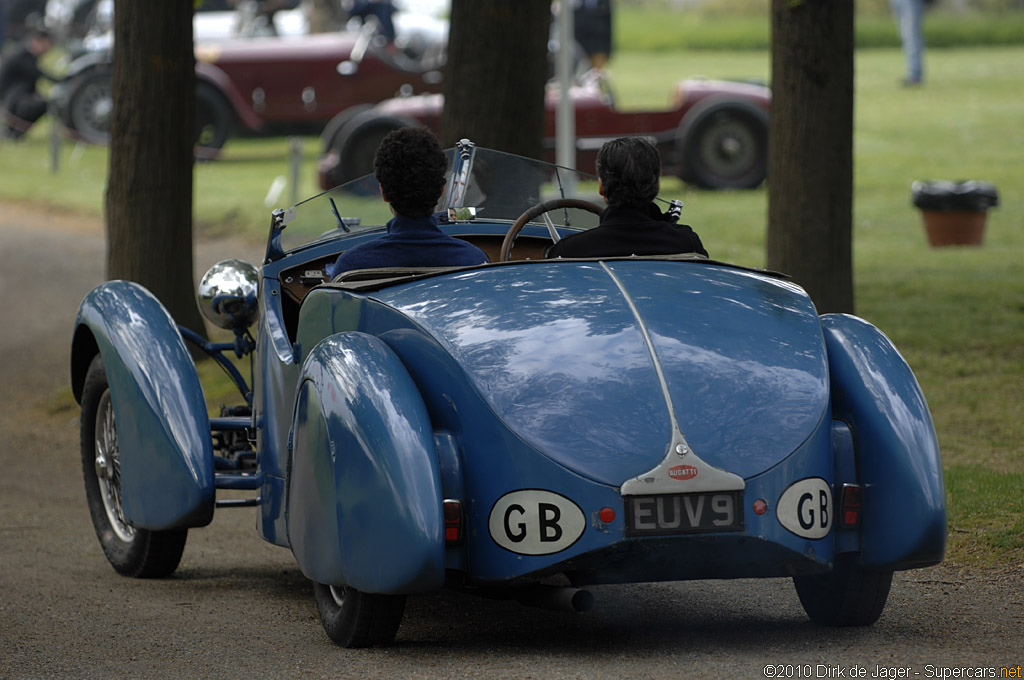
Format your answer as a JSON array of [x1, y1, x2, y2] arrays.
[[374, 127, 448, 217], [596, 137, 661, 208]]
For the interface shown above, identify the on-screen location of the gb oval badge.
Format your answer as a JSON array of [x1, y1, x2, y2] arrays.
[[776, 478, 832, 539], [488, 490, 586, 555]]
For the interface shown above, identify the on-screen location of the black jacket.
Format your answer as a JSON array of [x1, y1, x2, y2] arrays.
[[0, 45, 54, 108], [546, 203, 708, 259]]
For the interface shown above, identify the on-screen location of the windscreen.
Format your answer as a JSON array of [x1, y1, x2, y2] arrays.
[[271, 146, 604, 255]]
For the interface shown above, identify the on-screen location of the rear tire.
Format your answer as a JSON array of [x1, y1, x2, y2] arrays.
[[61, 69, 233, 158], [676, 97, 769, 190], [324, 113, 415, 187], [313, 582, 405, 647], [194, 82, 235, 159], [319, 104, 374, 154], [80, 355, 188, 578], [794, 555, 893, 627], [64, 69, 114, 145]]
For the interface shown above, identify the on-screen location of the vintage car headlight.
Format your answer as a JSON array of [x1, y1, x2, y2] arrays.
[[197, 259, 259, 331]]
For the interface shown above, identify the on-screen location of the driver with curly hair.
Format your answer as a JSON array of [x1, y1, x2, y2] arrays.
[[332, 127, 489, 275]]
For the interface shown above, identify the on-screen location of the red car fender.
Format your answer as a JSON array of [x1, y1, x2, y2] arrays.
[[195, 60, 264, 132], [672, 78, 772, 113]]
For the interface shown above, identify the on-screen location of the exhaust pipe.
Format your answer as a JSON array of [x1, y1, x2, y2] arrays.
[[513, 585, 595, 613], [472, 584, 595, 613]]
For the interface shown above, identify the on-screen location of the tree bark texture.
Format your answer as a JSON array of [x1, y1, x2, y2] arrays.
[[105, 0, 206, 336], [767, 0, 855, 314], [440, 0, 551, 159]]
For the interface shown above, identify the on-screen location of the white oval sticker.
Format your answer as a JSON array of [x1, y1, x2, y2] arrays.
[[488, 490, 586, 555], [777, 478, 833, 539]]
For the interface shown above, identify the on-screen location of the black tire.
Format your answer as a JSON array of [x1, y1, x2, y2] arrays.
[[194, 82, 235, 159], [61, 70, 233, 156], [319, 103, 375, 155], [327, 113, 415, 187], [676, 97, 769, 190], [64, 69, 114, 145], [793, 555, 894, 627], [80, 354, 188, 578], [313, 582, 406, 648]]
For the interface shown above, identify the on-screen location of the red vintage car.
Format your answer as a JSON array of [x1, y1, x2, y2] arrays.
[[51, 14, 447, 155], [318, 70, 771, 191]]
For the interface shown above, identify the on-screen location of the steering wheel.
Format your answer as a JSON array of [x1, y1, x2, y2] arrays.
[[499, 198, 603, 262]]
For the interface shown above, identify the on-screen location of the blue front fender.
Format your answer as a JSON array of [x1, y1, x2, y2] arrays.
[[821, 314, 946, 570], [288, 332, 445, 594], [71, 281, 214, 530]]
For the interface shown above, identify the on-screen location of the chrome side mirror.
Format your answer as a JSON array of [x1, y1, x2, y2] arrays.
[[198, 259, 259, 331]]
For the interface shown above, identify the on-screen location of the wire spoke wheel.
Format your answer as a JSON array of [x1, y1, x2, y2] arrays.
[[67, 72, 113, 145], [80, 355, 187, 578], [695, 114, 760, 182], [677, 98, 768, 189], [94, 390, 134, 543]]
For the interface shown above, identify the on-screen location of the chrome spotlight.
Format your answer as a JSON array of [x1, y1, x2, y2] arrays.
[[197, 259, 259, 331]]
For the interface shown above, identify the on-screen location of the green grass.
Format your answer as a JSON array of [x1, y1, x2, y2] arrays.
[[0, 134, 324, 237], [195, 350, 252, 418], [4, 41, 1023, 570], [614, 2, 1024, 51], [945, 466, 1024, 568]]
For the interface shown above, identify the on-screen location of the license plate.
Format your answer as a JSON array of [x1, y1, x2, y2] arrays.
[[624, 491, 744, 537]]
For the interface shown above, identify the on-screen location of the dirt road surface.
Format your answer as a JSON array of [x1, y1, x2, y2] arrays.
[[0, 202, 1020, 679]]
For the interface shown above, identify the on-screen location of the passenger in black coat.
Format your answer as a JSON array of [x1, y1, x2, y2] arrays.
[[0, 27, 55, 138], [546, 137, 708, 259]]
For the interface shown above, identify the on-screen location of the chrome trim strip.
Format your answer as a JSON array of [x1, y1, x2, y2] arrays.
[[601, 262, 745, 495]]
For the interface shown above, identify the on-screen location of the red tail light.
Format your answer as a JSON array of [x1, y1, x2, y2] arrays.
[[840, 484, 861, 529], [443, 499, 463, 545]]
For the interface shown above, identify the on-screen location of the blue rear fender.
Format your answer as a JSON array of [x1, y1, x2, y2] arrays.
[[821, 314, 946, 570], [287, 331, 446, 594], [70, 281, 215, 530]]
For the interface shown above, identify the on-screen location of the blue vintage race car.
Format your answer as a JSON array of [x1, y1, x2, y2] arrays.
[[71, 141, 946, 647]]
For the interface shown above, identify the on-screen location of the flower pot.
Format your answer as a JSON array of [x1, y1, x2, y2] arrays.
[[920, 210, 987, 247], [911, 179, 999, 249]]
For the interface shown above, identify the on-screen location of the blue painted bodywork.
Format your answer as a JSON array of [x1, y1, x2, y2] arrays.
[[287, 260, 842, 584], [70, 145, 945, 599], [71, 281, 214, 529], [821, 314, 946, 568], [288, 332, 445, 593]]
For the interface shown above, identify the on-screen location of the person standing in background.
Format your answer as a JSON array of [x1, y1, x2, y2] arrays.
[[0, 0, 8, 52], [0, 26, 55, 139], [347, 0, 397, 43], [573, 0, 613, 70], [890, 0, 929, 85]]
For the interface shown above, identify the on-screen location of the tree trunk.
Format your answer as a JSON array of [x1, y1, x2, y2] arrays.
[[767, 0, 855, 314], [440, 0, 551, 159], [106, 0, 206, 337]]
